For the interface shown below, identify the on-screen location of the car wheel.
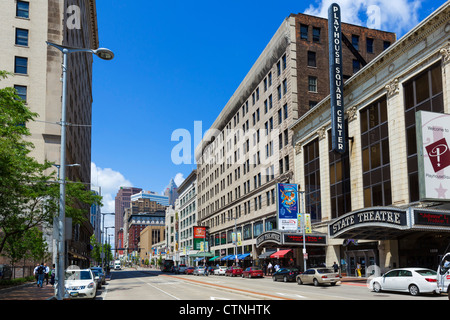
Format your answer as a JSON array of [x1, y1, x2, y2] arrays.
[[272, 276, 277, 282], [313, 278, 319, 286], [409, 284, 420, 296], [283, 276, 288, 282], [373, 282, 382, 293], [297, 277, 303, 285]]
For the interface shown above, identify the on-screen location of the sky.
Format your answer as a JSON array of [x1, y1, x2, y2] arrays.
[[89, 0, 447, 231]]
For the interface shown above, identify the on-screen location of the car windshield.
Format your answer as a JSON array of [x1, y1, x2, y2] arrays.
[[317, 268, 334, 274], [65, 270, 92, 280], [415, 269, 437, 276]]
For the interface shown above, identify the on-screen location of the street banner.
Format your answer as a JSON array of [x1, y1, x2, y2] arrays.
[[277, 183, 299, 231], [416, 111, 450, 201], [298, 213, 312, 233]]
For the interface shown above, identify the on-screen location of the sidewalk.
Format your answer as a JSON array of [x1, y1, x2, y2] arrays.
[[0, 282, 55, 300]]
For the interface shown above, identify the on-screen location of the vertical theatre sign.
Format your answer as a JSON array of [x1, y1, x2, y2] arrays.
[[416, 110, 450, 201], [328, 3, 346, 154]]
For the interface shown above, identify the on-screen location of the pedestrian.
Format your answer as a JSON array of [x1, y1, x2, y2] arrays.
[[356, 263, 362, 277], [33, 264, 39, 282], [44, 263, 49, 285], [50, 264, 56, 286], [263, 262, 267, 276], [332, 261, 339, 273], [35, 262, 45, 287], [267, 262, 273, 275]]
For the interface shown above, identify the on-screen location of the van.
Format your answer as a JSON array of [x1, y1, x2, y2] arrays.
[[438, 252, 450, 294], [114, 260, 121, 270]]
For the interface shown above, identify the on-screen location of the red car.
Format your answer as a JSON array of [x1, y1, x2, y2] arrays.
[[225, 266, 243, 277], [242, 267, 264, 278], [185, 267, 195, 275]]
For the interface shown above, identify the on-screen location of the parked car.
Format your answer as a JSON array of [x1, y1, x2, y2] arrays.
[[214, 266, 227, 275], [272, 267, 299, 282], [65, 269, 97, 299], [225, 266, 243, 277], [90, 269, 102, 289], [193, 266, 208, 276], [242, 267, 264, 278], [297, 268, 340, 286], [185, 267, 195, 275], [90, 267, 106, 285], [369, 268, 439, 296], [178, 264, 188, 274]]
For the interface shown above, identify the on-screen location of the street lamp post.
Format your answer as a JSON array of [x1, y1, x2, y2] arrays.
[[46, 41, 114, 300]]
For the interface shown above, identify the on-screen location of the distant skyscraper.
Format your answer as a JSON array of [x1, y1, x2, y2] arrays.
[[114, 187, 142, 251], [164, 178, 179, 206]]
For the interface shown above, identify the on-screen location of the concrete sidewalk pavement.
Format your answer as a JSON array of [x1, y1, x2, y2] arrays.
[[0, 282, 55, 300]]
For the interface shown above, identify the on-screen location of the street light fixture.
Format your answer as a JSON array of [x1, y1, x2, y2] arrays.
[[46, 41, 114, 300]]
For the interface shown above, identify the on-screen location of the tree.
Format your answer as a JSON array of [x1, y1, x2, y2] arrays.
[[0, 71, 102, 257]]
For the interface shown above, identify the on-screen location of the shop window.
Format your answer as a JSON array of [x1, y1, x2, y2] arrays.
[[403, 62, 443, 202]]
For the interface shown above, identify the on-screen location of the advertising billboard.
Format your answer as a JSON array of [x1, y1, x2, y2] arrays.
[[416, 111, 450, 201], [193, 226, 207, 251], [277, 183, 299, 231]]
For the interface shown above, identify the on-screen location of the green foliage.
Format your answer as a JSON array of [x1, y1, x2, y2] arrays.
[[0, 72, 102, 260]]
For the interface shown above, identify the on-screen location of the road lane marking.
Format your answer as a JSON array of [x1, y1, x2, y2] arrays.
[[138, 278, 181, 300], [163, 274, 294, 300]]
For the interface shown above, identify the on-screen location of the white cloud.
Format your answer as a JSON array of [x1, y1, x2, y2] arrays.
[[174, 173, 185, 187], [91, 162, 134, 232], [304, 0, 422, 36]]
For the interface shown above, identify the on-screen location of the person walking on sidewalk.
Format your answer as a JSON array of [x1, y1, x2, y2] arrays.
[[35, 263, 45, 287]]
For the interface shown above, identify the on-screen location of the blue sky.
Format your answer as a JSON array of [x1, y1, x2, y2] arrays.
[[90, 0, 446, 217]]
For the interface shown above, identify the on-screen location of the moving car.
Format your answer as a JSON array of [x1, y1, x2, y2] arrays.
[[65, 269, 97, 299], [297, 268, 340, 286], [193, 266, 208, 276], [242, 267, 264, 278], [225, 266, 243, 277], [272, 267, 299, 282], [370, 268, 439, 296], [114, 260, 121, 270], [214, 266, 227, 275], [90, 267, 106, 285]]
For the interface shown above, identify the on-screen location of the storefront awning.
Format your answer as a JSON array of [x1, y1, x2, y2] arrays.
[[209, 256, 220, 261], [270, 249, 292, 258], [237, 253, 250, 259], [221, 255, 233, 261], [259, 250, 277, 259]]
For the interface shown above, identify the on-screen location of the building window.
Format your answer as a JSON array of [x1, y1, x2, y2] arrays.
[[353, 59, 360, 73], [312, 27, 321, 43], [14, 56, 28, 74], [14, 85, 27, 102], [328, 125, 351, 219], [366, 38, 374, 53], [383, 41, 391, 50], [307, 51, 316, 67], [277, 61, 281, 76], [360, 95, 391, 207], [308, 76, 317, 92], [16, 1, 29, 18], [282, 54, 286, 70], [403, 62, 443, 202], [282, 79, 287, 95], [15, 28, 29, 46], [352, 35, 359, 51], [300, 24, 308, 40], [304, 138, 321, 220]]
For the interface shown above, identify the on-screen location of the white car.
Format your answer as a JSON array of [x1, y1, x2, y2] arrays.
[[214, 266, 227, 275], [370, 268, 438, 296], [65, 269, 97, 299]]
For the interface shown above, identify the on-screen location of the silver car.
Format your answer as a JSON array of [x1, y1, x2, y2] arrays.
[[297, 268, 340, 286], [193, 266, 208, 276], [90, 267, 106, 285]]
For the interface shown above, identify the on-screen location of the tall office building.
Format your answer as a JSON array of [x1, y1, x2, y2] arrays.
[[164, 178, 179, 206], [195, 12, 396, 265], [0, 0, 101, 267], [115, 187, 142, 251]]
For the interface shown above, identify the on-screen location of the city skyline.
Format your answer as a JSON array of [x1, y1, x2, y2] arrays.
[[90, 0, 445, 239]]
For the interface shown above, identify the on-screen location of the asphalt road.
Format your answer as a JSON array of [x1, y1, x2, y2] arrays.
[[96, 268, 448, 301]]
